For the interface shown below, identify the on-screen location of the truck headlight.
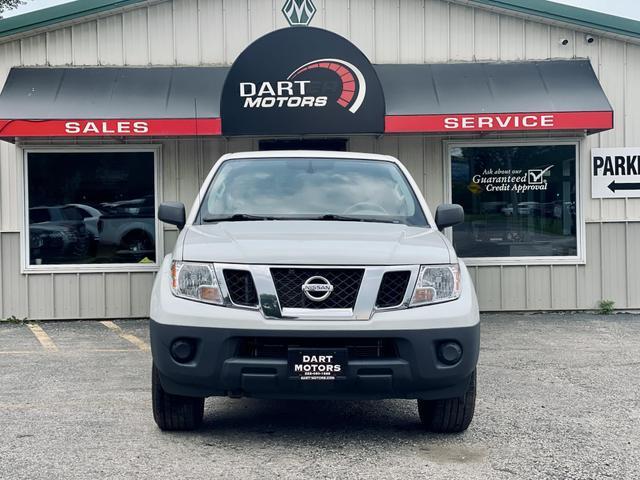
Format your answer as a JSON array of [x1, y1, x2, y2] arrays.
[[170, 261, 223, 305], [410, 264, 461, 306]]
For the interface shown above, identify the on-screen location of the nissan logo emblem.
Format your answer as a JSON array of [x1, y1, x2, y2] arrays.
[[301, 276, 334, 302]]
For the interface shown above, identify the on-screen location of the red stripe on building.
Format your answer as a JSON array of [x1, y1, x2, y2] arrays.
[[0, 118, 222, 137], [384, 111, 613, 133], [0, 111, 614, 137]]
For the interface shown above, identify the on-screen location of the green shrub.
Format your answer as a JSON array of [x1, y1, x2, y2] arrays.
[[598, 300, 615, 315]]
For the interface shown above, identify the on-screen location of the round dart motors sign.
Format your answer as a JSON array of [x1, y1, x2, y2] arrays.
[[220, 27, 385, 136]]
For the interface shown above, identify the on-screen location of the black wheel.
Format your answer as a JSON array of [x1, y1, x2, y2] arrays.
[[152, 364, 204, 431], [120, 230, 154, 260], [417, 370, 476, 433]]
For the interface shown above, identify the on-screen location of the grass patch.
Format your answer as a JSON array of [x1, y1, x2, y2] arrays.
[[598, 300, 615, 315]]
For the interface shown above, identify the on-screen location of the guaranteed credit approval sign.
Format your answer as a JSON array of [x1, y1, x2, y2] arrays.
[[592, 148, 640, 198]]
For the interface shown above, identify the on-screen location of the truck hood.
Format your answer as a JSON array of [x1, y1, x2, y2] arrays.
[[180, 221, 452, 265]]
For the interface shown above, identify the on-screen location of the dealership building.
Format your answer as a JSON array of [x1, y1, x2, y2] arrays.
[[0, 0, 638, 320]]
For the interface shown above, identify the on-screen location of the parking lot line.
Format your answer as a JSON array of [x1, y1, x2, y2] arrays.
[[100, 321, 150, 352], [0, 350, 39, 355], [26, 323, 58, 352]]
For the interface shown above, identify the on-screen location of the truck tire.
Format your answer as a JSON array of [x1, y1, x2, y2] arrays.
[[152, 364, 204, 431], [417, 370, 476, 433]]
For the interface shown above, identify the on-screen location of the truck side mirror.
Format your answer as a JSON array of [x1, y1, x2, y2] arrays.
[[158, 202, 186, 229], [435, 204, 464, 231]]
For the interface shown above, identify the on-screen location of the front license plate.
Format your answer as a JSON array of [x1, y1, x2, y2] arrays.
[[288, 348, 347, 381]]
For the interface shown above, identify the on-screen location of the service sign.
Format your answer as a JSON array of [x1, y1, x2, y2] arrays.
[[592, 148, 640, 198]]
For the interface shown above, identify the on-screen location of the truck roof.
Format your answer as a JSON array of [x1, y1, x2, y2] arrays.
[[218, 150, 400, 164]]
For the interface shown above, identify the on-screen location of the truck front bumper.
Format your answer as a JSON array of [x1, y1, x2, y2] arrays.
[[150, 320, 479, 400]]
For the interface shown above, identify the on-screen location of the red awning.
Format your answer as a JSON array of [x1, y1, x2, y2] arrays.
[[0, 60, 613, 139]]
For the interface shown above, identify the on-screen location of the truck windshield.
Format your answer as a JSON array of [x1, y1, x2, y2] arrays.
[[199, 158, 428, 227]]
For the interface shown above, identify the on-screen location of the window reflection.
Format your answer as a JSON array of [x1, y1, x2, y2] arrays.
[[450, 145, 577, 258], [27, 152, 156, 266]]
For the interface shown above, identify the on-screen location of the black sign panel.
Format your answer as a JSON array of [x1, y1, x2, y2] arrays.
[[221, 27, 385, 136], [288, 348, 348, 381]]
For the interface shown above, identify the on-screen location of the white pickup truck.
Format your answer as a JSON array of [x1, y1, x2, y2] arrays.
[[150, 150, 480, 433]]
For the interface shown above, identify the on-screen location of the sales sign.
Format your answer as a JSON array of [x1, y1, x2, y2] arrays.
[[592, 148, 640, 198]]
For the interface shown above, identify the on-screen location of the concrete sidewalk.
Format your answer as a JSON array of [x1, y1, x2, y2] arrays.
[[0, 313, 638, 479]]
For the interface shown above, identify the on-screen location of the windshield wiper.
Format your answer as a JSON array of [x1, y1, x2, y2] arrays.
[[311, 214, 400, 224], [202, 213, 401, 224], [202, 213, 276, 223]]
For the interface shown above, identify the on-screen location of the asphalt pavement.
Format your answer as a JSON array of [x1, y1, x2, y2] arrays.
[[0, 313, 639, 479]]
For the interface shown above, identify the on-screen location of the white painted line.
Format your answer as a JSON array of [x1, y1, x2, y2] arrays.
[[26, 323, 58, 352], [0, 351, 39, 355], [100, 321, 150, 352]]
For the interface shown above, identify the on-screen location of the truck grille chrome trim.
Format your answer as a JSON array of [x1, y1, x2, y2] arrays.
[[213, 264, 421, 320]]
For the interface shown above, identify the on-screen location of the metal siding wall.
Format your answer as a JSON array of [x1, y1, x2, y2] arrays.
[[399, 0, 424, 63], [499, 15, 523, 60], [577, 222, 602, 309], [98, 15, 124, 65], [174, 0, 200, 64], [627, 222, 640, 308], [163, 229, 179, 256], [475, 266, 501, 310], [474, 9, 498, 60], [71, 21, 98, 65], [598, 39, 626, 220], [0, 141, 20, 232], [624, 45, 640, 219], [424, 0, 448, 61], [524, 21, 549, 59], [375, 0, 399, 63], [527, 266, 552, 310], [79, 273, 105, 318], [53, 274, 80, 319], [349, 0, 375, 60], [177, 140, 201, 209], [551, 265, 578, 310], [20, 34, 46, 65], [501, 267, 526, 310], [0, 0, 639, 318], [123, 8, 150, 65], [105, 273, 130, 317], [148, 2, 175, 65], [46, 28, 72, 65], [225, 0, 250, 62], [249, 0, 274, 42], [131, 272, 156, 316], [324, 0, 350, 38], [1, 233, 27, 319], [423, 140, 444, 210], [600, 222, 628, 307], [28, 274, 54, 319], [448, 3, 473, 61]]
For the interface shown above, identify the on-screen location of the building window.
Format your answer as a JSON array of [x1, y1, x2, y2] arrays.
[[25, 150, 157, 268], [449, 143, 578, 260]]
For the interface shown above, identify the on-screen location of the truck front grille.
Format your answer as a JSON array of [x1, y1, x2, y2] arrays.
[[237, 337, 398, 359], [376, 271, 411, 308], [270, 268, 364, 309], [223, 269, 259, 307]]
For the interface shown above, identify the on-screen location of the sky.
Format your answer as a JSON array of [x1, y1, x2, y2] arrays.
[[3, 0, 640, 21]]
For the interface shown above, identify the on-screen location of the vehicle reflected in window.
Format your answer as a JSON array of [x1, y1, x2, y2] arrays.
[[27, 151, 156, 266]]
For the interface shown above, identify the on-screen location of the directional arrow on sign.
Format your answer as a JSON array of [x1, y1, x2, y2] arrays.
[[608, 180, 640, 193]]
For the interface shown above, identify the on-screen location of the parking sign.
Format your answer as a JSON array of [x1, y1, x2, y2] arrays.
[[591, 148, 640, 198]]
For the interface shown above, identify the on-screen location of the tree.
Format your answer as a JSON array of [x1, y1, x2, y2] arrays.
[[0, 0, 25, 17]]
